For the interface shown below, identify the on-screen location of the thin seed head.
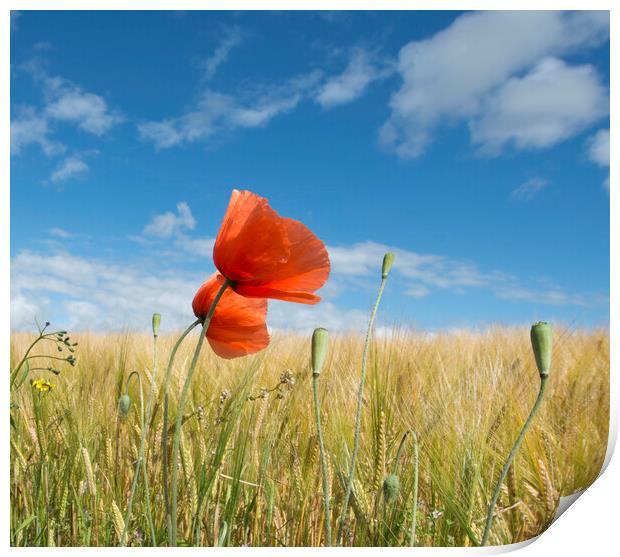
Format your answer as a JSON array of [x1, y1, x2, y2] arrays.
[[81, 447, 97, 497], [111, 500, 126, 543]]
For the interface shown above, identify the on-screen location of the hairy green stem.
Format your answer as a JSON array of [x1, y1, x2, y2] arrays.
[[312, 374, 332, 546], [169, 278, 231, 545], [481, 376, 548, 546], [161, 318, 202, 543], [11, 336, 44, 388], [338, 275, 388, 544], [10, 325, 65, 388]]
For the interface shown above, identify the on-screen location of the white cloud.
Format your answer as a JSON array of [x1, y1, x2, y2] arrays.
[[132, 201, 216, 259], [45, 88, 122, 135], [328, 241, 494, 289], [175, 236, 215, 257], [11, 210, 604, 332], [494, 286, 591, 306], [10, 106, 65, 156], [143, 202, 196, 238], [510, 177, 550, 201], [588, 128, 610, 167], [10, 249, 368, 334], [327, 241, 596, 307], [202, 26, 243, 79], [269, 301, 369, 333], [316, 48, 392, 108], [10, 292, 50, 331], [48, 227, 72, 238], [11, 60, 122, 161], [404, 284, 430, 298], [380, 11, 609, 158], [11, 250, 200, 331], [65, 300, 101, 330], [11, 236, 604, 333], [470, 58, 608, 153], [50, 156, 89, 183], [587, 128, 610, 191], [139, 71, 323, 149]]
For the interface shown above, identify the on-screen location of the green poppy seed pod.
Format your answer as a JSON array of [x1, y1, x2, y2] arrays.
[[311, 328, 329, 377], [382, 252, 395, 279], [530, 321, 552, 377], [118, 394, 132, 417], [152, 313, 161, 337], [383, 473, 400, 503]]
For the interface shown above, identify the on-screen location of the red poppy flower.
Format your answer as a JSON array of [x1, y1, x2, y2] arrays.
[[213, 190, 330, 304], [192, 272, 269, 359]]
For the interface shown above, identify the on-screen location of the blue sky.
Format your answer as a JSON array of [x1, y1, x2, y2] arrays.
[[10, 10, 610, 333]]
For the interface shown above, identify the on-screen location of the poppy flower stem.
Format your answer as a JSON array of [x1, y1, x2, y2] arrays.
[[312, 374, 332, 546], [338, 262, 391, 545], [480, 375, 548, 545], [161, 318, 202, 544], [169, 278, 232, 546]]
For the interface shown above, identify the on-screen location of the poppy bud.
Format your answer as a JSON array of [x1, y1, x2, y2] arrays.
[[530, 321, 552, 377], [311, 328, 329, 377], [382, 252, 395, 279], [383, 473, 400, 502], [152, 313, 161, 337], [118, 394, 132, 417]]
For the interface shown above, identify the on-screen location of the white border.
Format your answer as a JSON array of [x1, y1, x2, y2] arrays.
[[3, 2, 616, 554]]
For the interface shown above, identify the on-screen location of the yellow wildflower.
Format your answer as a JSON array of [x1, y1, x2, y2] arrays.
[[31, 378, 56, 392]]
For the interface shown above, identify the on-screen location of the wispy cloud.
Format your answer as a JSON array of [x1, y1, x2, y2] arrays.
[[135, 213, 601, 310], [27, 60, 123, 135], [380, 11, 609, 158], [11, 250, 200, 331], [588, 128, 610, 167], [510, 177, 550, 201], [201, 26, 243, 80], [10, 106, 65, 157], [316, 47, 393, 108], [45, 87, 122, 136], [11, 58, 122, 166], [12, 237, 603, 333], [139, 71, 323, 149], [136, 202, 214, 258], [143, 202, 196, 238], [48, 227, 73, 239], [50, 156, 89, 183], [327, 240, 599, 307], [587, 128, 610, 190]]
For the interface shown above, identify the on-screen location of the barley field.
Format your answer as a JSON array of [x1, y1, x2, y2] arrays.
[[9, 326, 609, 547]]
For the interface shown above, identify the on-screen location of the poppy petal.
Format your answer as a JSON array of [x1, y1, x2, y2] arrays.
[[213, 190, 291, 282], [258, 216, 330, 291], [234, 283, 322, 305], [192, 272, 270, 359]]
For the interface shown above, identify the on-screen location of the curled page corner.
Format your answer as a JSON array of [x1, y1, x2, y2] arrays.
[[552, 489, 586, 523]]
